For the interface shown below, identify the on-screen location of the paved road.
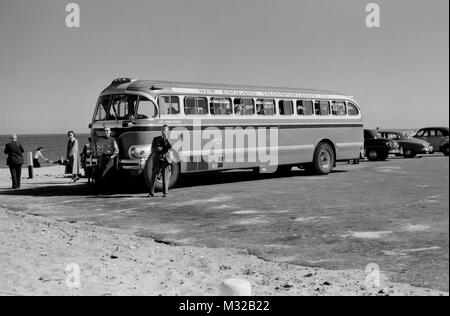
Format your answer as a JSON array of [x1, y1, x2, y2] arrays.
[[1, 155, 448, 291]]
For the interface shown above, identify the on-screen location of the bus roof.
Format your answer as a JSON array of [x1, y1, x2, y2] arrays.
[[101, 78, 352, 99]]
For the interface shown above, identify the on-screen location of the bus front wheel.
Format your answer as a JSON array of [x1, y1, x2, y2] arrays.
[[312, 143, 335, 175], [143, 155, 181, 192]]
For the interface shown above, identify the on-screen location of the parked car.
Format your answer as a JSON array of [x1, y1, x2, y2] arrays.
[[439, 137, 449, 156], [414, 127, 449, 155], [378, 130, 433, 158], [363, 129, 402, 161]]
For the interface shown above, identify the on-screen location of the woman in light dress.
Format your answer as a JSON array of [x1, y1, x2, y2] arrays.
[[66, 131, 80, 182]]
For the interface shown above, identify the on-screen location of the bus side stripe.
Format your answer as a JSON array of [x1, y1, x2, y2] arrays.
[[179, 145, 315, 157]]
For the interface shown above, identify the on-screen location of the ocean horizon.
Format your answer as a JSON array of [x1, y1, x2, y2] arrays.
[[1, 133, 90, 169]]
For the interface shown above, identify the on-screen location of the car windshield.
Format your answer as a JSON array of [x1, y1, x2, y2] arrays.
[[364, 130, 379, 139], [402, 132, 412, 139], [392, 132, 408, 139]]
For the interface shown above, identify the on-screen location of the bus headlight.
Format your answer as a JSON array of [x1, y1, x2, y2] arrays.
[[129, 145, 151, 159]]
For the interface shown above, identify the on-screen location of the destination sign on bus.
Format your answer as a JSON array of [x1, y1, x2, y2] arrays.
[[172, 88, 348, 101]]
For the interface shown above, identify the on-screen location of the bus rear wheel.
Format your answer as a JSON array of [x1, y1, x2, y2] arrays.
[[312, 143, 335, 175], [143, 155, 180, 192]]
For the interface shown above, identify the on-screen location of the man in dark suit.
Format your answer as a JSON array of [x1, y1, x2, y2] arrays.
[[149, 125, 173, 198], [4, 134, 24, 189]]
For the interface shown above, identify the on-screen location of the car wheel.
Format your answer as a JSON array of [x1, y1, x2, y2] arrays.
[[403, 149, 415, 158], [443, 145, 450, 156], [312, 143, 335, 175], [367, 149, 378, 161]]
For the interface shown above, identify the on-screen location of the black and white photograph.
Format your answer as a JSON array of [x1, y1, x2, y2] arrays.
[[0, 0, 448, 300]]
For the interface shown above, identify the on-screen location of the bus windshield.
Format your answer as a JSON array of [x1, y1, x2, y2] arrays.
[[94, 94, 155, 121]]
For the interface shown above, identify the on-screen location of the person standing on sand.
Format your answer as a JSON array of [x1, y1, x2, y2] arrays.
[[149, 125, 173, 198], [81, 137, 94, 184], [94, 127, 119, 195], [4, 134, 24, 189], [66, 131, 80, 182], [33, 147, 52, 168]]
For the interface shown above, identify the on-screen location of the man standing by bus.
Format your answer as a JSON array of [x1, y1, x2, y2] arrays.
[[4, 134, 24, 190], [94, 127, 119, 195], [149, 125, 173, 198]]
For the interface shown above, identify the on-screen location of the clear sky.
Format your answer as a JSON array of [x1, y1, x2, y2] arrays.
[[0, 0, 448, 134]]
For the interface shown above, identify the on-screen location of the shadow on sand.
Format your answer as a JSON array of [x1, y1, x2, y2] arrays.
[[0, 168, 347, 198]]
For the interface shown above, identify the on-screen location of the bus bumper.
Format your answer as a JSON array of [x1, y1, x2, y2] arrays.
[[119, 159, 146, 171]]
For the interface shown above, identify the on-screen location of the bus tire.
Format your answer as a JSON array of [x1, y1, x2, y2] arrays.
[[143, 155, 181, 191], [443, 145, 449, 156], [312, 142, 335, 175]]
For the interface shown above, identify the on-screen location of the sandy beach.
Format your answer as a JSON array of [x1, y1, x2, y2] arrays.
[[0, 166, 448, 296]]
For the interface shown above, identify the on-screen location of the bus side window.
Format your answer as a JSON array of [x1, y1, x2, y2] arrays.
[[159, 96, 180, 115], [347, 102, 360, 116], [320, 101, 330, 116], [332, 101, 347, 116], [197, 97, 208, 115], [279, 100, 294, 116], [210, 98, 232, 115], [234, 98, 255, 115], [314, 101, 330, 116], [137, 96, 157, 119], [185, 97, 208, 115], [297, 100, 313, 116], [256, 99, 276, 115]]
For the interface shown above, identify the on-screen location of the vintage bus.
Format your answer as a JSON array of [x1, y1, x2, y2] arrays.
[[89, 78, 364, 190]]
